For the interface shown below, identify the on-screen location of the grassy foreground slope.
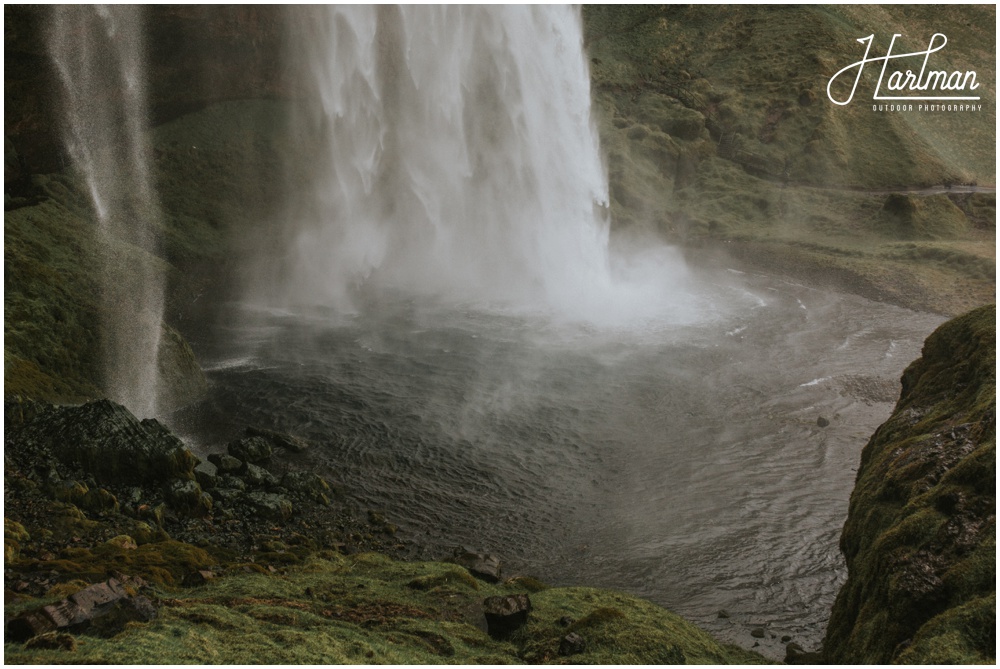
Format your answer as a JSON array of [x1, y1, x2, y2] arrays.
[[824, 304, 995, 663], [3, 551, 765, 664], [584, 5, 995, 316]]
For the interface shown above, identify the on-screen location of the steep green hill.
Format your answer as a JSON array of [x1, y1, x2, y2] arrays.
[[585, 5, 995, 315], [824, 304, 995, 663]]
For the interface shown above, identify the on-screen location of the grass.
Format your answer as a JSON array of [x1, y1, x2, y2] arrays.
[[583, 5, 995, 316], [4, 552, 768, 664], [823, 305, 996, 664]]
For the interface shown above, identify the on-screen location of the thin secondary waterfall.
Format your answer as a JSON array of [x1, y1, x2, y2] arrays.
[[49, 6, 164, 417], [280, 6, 677, 321]]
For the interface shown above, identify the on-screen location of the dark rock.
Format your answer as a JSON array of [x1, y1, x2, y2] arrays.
[[785, 642, 823, 664], [242, 463, 279, 489], [82, 488, 119, 514], [53, 480, 89, 506], [227, 436, 273, 464], [84, 595, 157, 637], [482, 594, 531, 639], [219, 474, 247, 492], [781, 635, 792, 643], [208, 453, 243, 474], [245, 426, 310, 453], [817, 416, 830, 427], [750, 627, 765, 638], [558, 615, 576, 627], [559, 632, 586, 656], [164, 479, 212, 517], [212, 488, 242, 504], [194, 462, 219, 490], [281, 471, 330, 496], [6, 577, 155, 642], [243, 492, 293, 522], [717, 609, 730, 619], [449, 550, 502, 583], [7, 400, 196, 485], [182, 570, 215, 587]]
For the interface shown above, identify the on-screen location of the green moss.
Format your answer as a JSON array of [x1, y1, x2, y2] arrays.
[[825, 305, 995, 664], [4, 554, 766, 664], [4, 518, 30, 563], [584, 6, 994, 316]]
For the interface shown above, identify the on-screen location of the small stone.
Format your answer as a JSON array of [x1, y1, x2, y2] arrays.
[[449, 550, 502, 583], [227, 436, 273, 464], [245, 426, 310, 453], [817, 416, 830, 428], [717, 609, 730, 619], [784, 642, 823, 664], [281, 471, 330, 496], [182, 570, 215, 587], [781, 635, 792, 643], [208, 454, 243, 474], [164, 479, 211, 517], [751, 627, 766, 638], [482, 594, 531, 639], [194, 462, 218, 490], [559, 632, 586, 656], [82, 488, 119, 514], [558, 616, 575, 627], [105, 535, 137, 550], [243, 492, 293, 522]]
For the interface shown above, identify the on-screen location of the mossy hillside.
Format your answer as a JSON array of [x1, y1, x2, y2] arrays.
[[583, 6, 995, 317], [584, 5, 995, 189], [5, 99, 290, 407], [824, 304, 996, 664], [4, 553, 767, 665]]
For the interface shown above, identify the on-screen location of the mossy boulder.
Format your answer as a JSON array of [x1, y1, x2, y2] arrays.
[[824, 304, 995, 664]]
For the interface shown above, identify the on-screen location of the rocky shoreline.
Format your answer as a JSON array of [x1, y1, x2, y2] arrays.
[[4, 396, 768, 665], [4, 397, 413, 596]]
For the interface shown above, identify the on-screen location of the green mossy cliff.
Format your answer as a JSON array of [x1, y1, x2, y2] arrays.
[[824, 304, 996, 663], [584, 5, 995, 316]]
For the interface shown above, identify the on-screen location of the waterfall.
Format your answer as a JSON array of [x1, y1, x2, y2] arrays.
[[279, 6, 686, 322], [49, 6, 165, 417]]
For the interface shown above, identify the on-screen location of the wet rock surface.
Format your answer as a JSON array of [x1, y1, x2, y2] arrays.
[[7, 399, 197, 485], [483, 593, 532, 639], [3, 396, 416, 610]]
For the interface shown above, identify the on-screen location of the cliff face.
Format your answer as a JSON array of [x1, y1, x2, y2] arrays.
[[4, 5, 286, 181], [824, 304, 996, 663]]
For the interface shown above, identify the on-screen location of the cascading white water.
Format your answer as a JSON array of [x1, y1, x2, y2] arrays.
[[282, 5, 693, 324], [49, 6, 164, 417]]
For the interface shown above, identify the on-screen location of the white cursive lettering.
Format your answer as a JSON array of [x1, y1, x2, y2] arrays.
[[827, 33, 980, 105]]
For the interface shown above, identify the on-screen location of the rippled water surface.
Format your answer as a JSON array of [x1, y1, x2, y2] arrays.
[[172, 266, 943, 656]]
